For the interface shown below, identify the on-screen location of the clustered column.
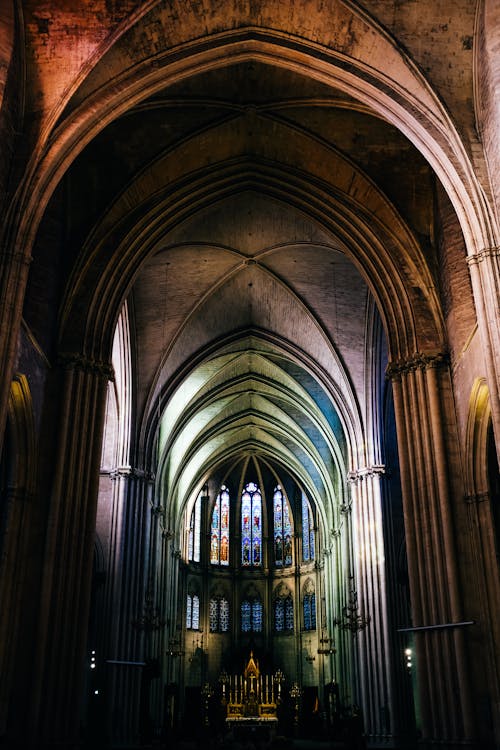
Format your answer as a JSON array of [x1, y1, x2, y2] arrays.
[[104, 467, 155, 746], [349, 466, 394, 744], [30, 354, 111, 748], [387, 353, 475, 745]]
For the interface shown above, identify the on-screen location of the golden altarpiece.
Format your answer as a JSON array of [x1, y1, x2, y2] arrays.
[[224, 652, 280, 726]]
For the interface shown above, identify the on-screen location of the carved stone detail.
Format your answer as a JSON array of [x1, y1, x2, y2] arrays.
[[386, 351, 448, 380], [466, 246, 500, 266], [58, 352, 115, 380]]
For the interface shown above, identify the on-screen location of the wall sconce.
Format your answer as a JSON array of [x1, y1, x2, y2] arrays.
[[317, 634, 336, 655], [166, 637, 184, 657], [334, 578, 370, 634], [131, 585, 166, 635]]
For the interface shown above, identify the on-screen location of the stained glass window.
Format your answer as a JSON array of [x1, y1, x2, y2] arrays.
[[275, 599, 285, 632], [241, 482, 261, 566], [285, 596, 294, 631], [273, 485, 293, 567], [192, 595, 200, 629], [303, 592, 316, 631], [186, 594, 200, 630], [302, 495, 315, 562], [252, 600, 263, 632], [220, 597, 229, 632], [241, 598, 262, 632], [188, 492, 202, 562], [209, 598, 218, 631], [210, 597, 230, 632], [274, 595, 294, 632], [211, 485, 230, 565], [241, 600, 251, 632]]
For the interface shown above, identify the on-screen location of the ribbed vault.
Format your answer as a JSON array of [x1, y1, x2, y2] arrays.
[[157, 340, 349, 534]]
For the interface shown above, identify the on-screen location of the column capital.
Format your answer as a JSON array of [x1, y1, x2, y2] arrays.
[[386, 351, 448, 380], [466, 246, 500, 266], [109, 466, 155, 481], [58, 352, 115, 381], [347, 465, 386, 483]]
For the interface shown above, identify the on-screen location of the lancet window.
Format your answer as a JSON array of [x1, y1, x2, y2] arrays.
[[210, 485, 230, 566], [273, 485, 293, 567], [186, 593, 200, 630], [188, 492, 202, 562], [241, 597, 263, 632], [274, 594, 294, 632], [209, 596, 230, 633], [241, 482, 262, 566], [303, 586, 316, 631], [302, 495, 315, 562]]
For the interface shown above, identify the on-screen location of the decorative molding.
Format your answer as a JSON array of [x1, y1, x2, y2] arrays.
[[466, 246, 500, 266], [386, 351, 449, 379], [347, 465, 385, 483], [339, 500, 352, 515], [58, 352, 115, 381], [109, 466, 154, 481]]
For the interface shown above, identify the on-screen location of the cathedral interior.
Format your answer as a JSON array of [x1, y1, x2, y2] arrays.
[[0, 1, 499, 749]]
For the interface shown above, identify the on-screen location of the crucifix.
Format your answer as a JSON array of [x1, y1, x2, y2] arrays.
[[248, 673, 256, 694]]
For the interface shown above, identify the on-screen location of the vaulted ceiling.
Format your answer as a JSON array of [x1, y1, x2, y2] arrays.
[[18, 2, 484, 523]]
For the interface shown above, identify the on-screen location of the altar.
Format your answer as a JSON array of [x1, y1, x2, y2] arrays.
[[224, 652, 281, 738]]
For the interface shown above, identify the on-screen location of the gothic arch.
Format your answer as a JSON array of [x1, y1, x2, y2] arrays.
[[58, 160, 443, 367], [6, 7, 497, 262]]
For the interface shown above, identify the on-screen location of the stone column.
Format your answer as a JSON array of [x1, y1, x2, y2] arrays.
[[387, 353, 475, 747], [26, 354, 111, 748], [349, 466, 395, 745], [102, 468, 155, 746], [464, 491, 500, 745], [467, 247, 500, 464]]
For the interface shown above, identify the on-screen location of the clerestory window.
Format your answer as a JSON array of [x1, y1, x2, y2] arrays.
[[273, 484, 293, 567], [241, 482, 262, 567], [210, 485, 230, 566]]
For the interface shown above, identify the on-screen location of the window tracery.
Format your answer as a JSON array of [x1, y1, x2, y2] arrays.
[[186, 593, 200, 630], [210, 596, 229, 632], [303, 580, 316, 631], [241, 597, 263, 632], [188, 492, 202, 562], [211, 485, 230, 566], [274, 591, 294, 632], [241, 482, 262, 566], [302, 495, 315, 562], [273, 484, 293, 567]]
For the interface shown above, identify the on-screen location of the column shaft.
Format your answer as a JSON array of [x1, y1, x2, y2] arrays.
[[388, 355, 476, 746], [29, 360, 109, 747]]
